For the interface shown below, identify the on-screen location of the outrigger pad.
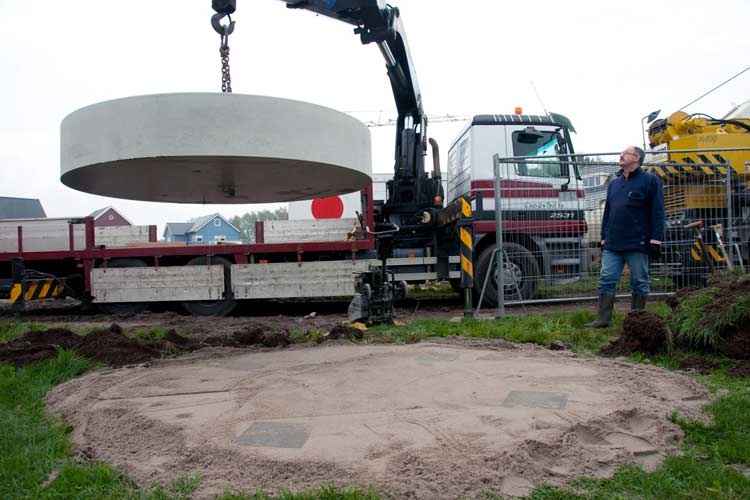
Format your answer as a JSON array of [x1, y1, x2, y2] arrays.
[[60, 93, 372, 204]]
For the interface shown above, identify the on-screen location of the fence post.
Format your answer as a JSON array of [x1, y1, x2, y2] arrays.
[[10, 257, 25, 312], [493, 155, 505, 319], [726, 160, 733, 267]]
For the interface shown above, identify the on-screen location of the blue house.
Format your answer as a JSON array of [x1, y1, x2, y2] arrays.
[[163, 213, 240, 244]]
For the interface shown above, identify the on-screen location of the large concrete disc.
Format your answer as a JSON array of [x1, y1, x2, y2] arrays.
[[60, 93, 372, 203], [47, 342, 709, 499]]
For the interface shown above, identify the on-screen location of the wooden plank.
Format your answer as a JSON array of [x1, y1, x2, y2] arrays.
[[91, 266, 224, 303], [95, 225, 151, 247], [232, 260, 370, 299], [0, 219, 85, 252]]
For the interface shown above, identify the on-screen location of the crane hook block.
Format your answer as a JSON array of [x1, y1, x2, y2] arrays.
[[212, 0, 236, 15]]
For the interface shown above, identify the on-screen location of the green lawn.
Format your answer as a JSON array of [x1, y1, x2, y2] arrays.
[[1, 310, 749, 499]]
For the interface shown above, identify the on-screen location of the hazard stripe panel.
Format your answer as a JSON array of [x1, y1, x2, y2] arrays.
[[11, 279, 65, 304], [10, 284, 22, 303], [460, 227, 473, 250], [461, 255, 473, 277]]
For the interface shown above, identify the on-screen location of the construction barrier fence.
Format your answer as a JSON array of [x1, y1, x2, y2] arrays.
[[475, 148, 750, 311]]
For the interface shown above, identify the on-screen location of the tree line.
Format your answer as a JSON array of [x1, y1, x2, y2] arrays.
[[229, 207, 288, 243]]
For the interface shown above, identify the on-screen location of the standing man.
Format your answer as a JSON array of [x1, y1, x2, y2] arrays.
[[587, 145, 665, 328]]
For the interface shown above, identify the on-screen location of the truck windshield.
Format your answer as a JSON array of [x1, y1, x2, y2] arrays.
[[512, 129, 566, 178]]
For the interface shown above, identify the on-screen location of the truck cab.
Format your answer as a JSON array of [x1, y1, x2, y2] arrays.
[[447, 113, 588, 303]]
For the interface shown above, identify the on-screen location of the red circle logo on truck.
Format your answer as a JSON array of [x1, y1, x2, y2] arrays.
[[311, 196, 344, 219]]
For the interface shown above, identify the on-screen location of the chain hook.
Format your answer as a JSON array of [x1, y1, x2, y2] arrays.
[[211, 12, 235, 36]]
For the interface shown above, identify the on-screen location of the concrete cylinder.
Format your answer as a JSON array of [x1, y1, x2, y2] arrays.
[[60, 93, 372, 204]]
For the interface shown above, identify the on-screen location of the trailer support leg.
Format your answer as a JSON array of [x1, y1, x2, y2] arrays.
[[10, 257, 25, 313]]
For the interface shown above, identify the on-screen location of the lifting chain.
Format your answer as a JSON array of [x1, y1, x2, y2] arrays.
[[211, 9, 235, 93], [220, 28, 232, 93]]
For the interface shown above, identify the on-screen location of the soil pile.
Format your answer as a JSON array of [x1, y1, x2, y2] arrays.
[[232, 326, 290, 347], [671, 274, 750, 360], [0, 325, 161, 367], [0, 324, 292, 367], [600, 311, 670, 357], [0, 328, 82, 365]]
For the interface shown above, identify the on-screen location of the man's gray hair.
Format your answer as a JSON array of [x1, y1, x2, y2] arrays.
[[633, 146, 645, 166]]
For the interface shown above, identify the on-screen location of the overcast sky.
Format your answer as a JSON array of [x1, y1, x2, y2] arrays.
[[1, 0, 748, 234]]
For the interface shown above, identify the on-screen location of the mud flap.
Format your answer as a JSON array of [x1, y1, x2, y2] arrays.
[[348, 294, 369, 322]]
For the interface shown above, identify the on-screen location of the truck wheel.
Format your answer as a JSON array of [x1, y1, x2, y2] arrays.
[[475, 243, 539, 306], [96, 258, 149, 315], [181, 256, 237, 316]]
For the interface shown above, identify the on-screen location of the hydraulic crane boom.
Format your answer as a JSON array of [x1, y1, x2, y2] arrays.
[[212, 0, 441, 226], [280, 1, 440, 224]]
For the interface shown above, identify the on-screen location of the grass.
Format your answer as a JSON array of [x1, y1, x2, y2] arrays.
[[216, 485, 382, 500], [407, 281, 456, 299], [289, 327, 326, 344], [368, 311, 624, 352], [129, 327, 175, 341], [0, 319, 48, 343]]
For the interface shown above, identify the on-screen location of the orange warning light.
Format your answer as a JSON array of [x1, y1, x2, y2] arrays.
[[514, 106, 523, 115]]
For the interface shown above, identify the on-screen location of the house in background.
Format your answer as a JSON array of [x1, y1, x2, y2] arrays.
[[0, 196, 46, 219], [163, 213, 240, 244], [163, 222, 193, 243], [89, 206, 132, 227]]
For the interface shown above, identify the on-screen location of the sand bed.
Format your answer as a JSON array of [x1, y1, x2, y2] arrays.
[[47, 341, 710, 499]]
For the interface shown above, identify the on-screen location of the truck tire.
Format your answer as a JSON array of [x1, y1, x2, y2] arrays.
[[181, 256, 237, 316], [475, 243, 539, 306], [96, 258, 149, 315]]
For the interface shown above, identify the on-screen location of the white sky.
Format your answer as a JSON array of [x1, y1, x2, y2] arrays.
[[1, 0, 749, 235]]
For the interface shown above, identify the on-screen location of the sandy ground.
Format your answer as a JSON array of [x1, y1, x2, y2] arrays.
[[47, 339, 710, 499]]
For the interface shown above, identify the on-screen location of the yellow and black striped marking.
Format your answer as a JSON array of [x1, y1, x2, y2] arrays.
[[10, 279, 65, 304], [689, 242, 725, 263], [645, 154, 731, 179], [459, 197, 474, 288]]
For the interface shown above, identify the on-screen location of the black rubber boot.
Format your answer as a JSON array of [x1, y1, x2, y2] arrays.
[[586, 292, 616, 328], [631, 293, 647, 311]]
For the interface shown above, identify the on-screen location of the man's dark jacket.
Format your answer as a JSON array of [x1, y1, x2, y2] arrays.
[[601, 167, 665, 253]]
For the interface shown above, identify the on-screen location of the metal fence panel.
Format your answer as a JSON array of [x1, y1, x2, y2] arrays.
[[477, 148, 750, 312]]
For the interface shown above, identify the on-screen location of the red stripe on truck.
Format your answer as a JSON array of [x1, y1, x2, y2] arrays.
[[474, 220, 587, 235], [470, 180, 584, 199]]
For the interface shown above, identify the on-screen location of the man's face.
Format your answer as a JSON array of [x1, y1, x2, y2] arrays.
[[619, 148, 640, 169]]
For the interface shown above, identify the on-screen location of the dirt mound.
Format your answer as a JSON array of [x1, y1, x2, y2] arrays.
[[76, 328, 160, 366], [233, 327, 290, 347], [0, 328, 81, 366], [600, 311, 670, 357], [729, 360, 750, 378], [678, 356, 723, 374], [318, 324, 365, 343], [670, 274, 750, 359], [718, 329, 750, 360], [0, 325, 162, 367]]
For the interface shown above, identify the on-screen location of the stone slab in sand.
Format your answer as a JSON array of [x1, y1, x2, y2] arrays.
[[47, 341, 710, 499]]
